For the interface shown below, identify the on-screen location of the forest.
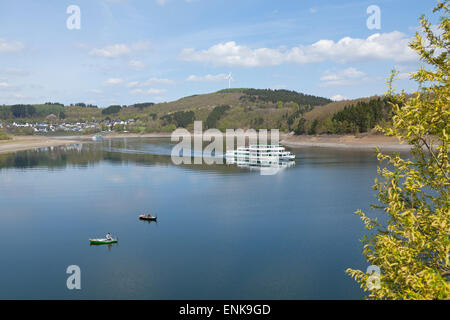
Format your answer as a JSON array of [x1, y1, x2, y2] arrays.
[[160, 111, 196, 128], [238, 89, 332, 107], [294, 97, 393, 135], [0, 104, 66, 119], [101, 105, 122, 115], [0, 90, 394, 136], [330, 98, 392, 133], [205, 105, 230, 129]]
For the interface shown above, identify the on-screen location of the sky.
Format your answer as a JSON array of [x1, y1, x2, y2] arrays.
[[0, 0, 440, 107]]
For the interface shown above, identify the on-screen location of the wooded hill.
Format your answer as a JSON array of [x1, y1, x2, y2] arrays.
[[0, 89, 394, 135]]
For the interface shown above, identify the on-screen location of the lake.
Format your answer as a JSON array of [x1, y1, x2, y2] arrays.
[[0, 138, 383, 299]]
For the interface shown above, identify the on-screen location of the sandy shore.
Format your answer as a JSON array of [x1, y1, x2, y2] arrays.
[[99, 132, 172, 139], [281, 134, 412, 151], [0, 133, 174, 154], [0, 136, 82, 154], [51, 132, 173, 141], [0, 132, 413, 154]]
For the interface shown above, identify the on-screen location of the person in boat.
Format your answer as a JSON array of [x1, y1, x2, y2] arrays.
[[106, 233, 112, 241]]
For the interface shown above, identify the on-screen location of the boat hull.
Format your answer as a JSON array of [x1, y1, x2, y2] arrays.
[[89, 239, 117, 245], [225, 145, 295, 164], [139, 215, 157, 221]]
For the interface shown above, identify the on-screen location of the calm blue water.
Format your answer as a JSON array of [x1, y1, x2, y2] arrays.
[[0, 138, 383, 299]]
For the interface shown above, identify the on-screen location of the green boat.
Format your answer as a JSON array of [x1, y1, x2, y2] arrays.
[[89, 238, 118, 245]]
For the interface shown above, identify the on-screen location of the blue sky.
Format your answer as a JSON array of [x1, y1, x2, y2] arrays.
[[0, 0, 438, 107]]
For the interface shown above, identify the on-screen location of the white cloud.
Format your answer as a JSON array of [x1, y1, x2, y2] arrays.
[[158, 0, 195, 5], [320, 67, 366, 87], [322, 67, 364, 80], [0, 81, 10, 88], [143, 77, 175, 85], [269, 84, 288, 90], [104, 78, 124, 86], [153, 96, 166, 102], [130, 40, 151, 51], [127, 78, 175, 87], [130, 88, 167, 95], [186, 73, 229, 82], [87, 89, 102, 94], [89, 41, 150, 58], [126, 78, 173, 96], [0, 67, 29, 76], [0, 92, 25, 101], [147, 88, 167, 95], [180, 31, 417, 67], [331, 94, 347, 101], [128, 60, 145, 70], [0, 80, 22, 92], [90, 44, 131, 58], [126, 81, 140, 88], [180, 42, 284, 67], [0, 38, 24, 53]]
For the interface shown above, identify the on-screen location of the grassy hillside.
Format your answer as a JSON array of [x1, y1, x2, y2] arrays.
[[303, 96, 381, 121], [0, 90, 396, 136], [0, 89, 332, 134]]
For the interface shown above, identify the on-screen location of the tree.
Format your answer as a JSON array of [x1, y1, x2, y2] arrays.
[[130, 102, 155, 110], [308, 119, 318, 135], [294, 117, 306, 135], [161, 111, 195, 128], [277, 101, 283, 109], [206, 105, 230, 129], [347, 1, 449, 299], [238, 88, 332, 106], [11, 104, 36, 118], [102, 105, 122, 115]]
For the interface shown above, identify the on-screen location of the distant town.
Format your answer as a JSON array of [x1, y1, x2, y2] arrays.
[[0, 118, 134, 134]]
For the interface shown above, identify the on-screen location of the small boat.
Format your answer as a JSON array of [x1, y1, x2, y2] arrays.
[[92, 134, 103, 141], [139, 214, 157, 221], [89, 238, 118, 245]]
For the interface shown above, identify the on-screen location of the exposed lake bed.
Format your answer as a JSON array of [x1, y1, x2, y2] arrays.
[[0, 132, 412, 156]]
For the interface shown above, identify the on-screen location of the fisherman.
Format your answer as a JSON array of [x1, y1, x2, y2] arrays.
[[106, 233, 112, 241]]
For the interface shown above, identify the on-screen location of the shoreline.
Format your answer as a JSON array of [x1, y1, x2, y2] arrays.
[[281, 134, 411, 151], [0, 132, 413, 154], [0, 133, 173, 154], [0, 136, 82, 154]]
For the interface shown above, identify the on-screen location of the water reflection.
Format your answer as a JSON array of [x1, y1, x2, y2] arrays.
[[89, 243, 118, 251], [0, 137, 383, 299], [226, 157, 296, 171], [139, 219, 158, 225], [0, 138, 298, 175]]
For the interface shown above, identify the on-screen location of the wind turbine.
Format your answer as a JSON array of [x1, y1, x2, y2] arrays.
[[226, 72, 233, 89]]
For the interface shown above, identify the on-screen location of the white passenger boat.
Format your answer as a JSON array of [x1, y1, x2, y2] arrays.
[[226, 145, 295, 163]]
